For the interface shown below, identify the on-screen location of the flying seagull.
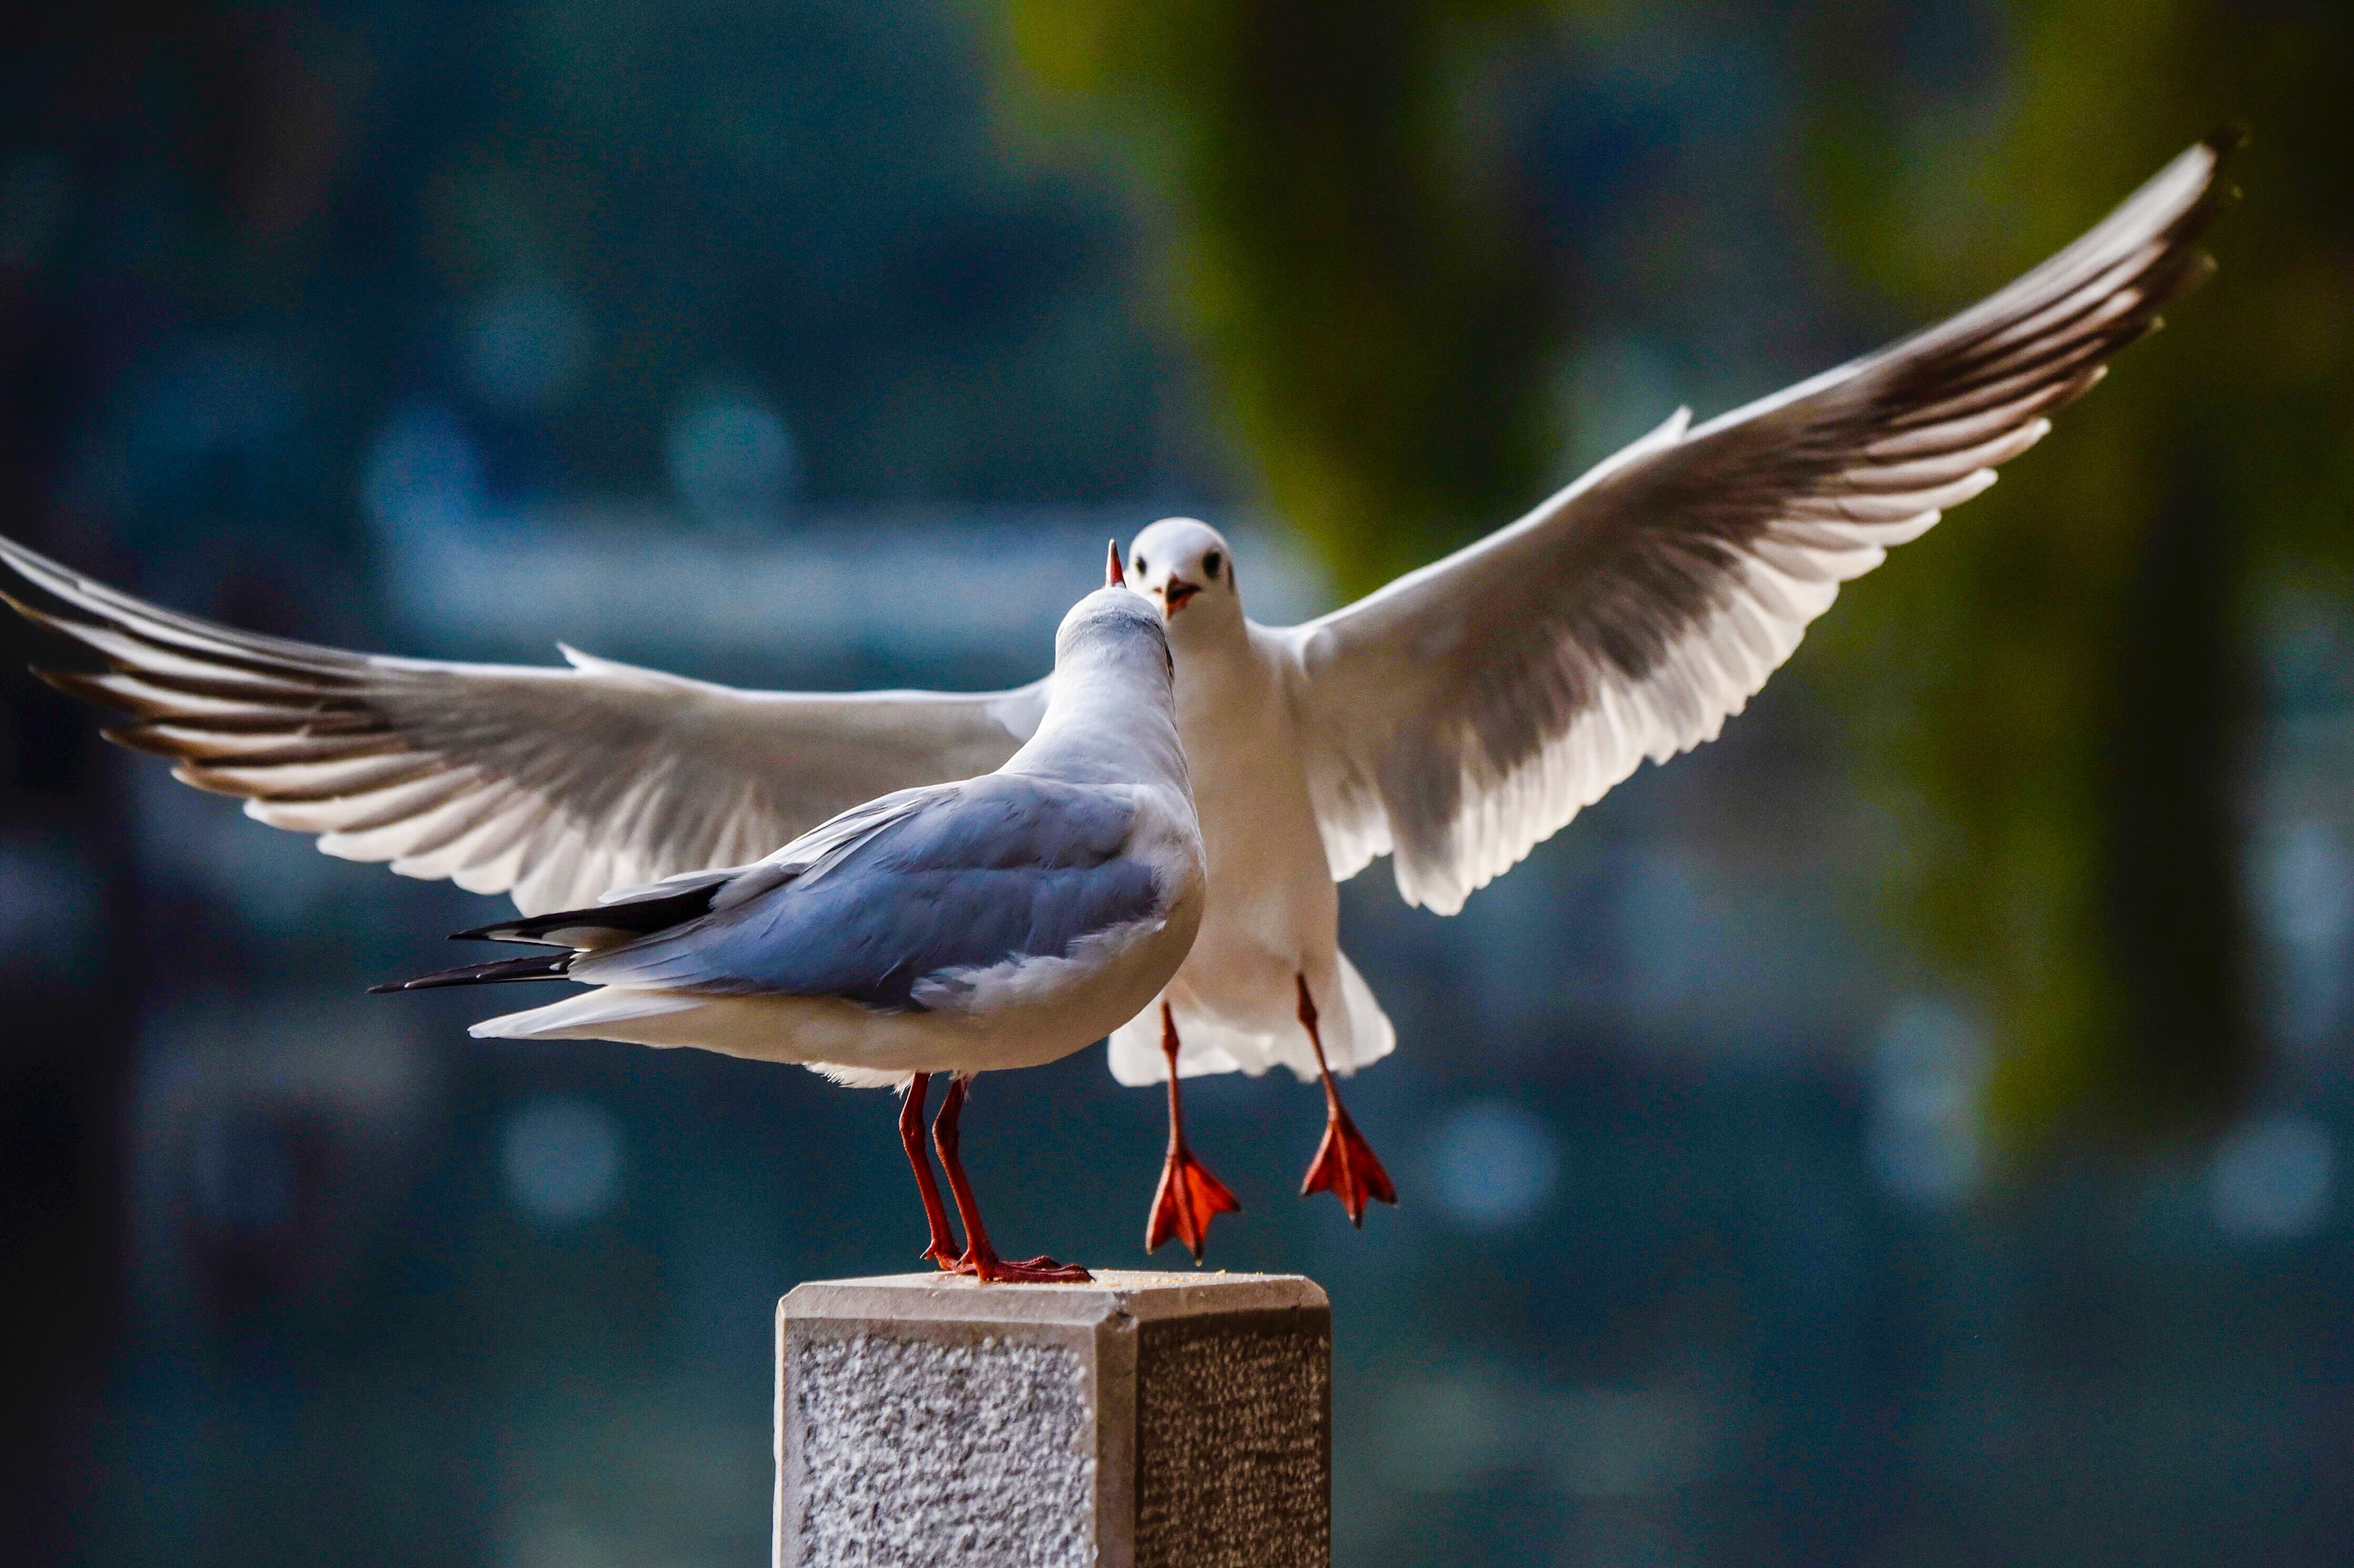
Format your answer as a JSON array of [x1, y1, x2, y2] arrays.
[[1110, 134, 2234, 1249], [1106, 132, 2234, 1253], [1, 135, 2231, 1262]]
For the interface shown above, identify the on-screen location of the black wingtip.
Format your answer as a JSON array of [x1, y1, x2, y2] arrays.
[[2203, 121, 2249, 159], [369, 951, 574, 992], [449, 879, 731, 947], [448, 918, 576, 947]]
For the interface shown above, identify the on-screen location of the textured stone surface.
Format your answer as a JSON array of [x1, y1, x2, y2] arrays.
[[777, 1273, 1329, 1568], [794, 1334, 1093, 1568], [1134, 1316, 1329, 1568]]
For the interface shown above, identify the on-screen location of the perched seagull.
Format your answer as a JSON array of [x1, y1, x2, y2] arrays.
[[24, 554, 1204, 1283], [1, 136, 2230, 1264]]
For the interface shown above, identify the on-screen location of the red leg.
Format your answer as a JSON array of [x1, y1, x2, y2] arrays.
[[1296, 974, 1397, 1225], [899, 1072, 961, 1268], [1146, 1003, 1242, 1262], [931, 1075, 1091, 1284]]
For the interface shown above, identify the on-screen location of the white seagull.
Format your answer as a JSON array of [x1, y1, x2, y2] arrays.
[[46, 556, 1204, 1283], [1105, 134, 2232, 1252], [2, 135, 2229, 1263]]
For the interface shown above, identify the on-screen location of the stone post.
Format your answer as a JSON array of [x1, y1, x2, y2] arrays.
[[775, 1271, 1330, 1568]]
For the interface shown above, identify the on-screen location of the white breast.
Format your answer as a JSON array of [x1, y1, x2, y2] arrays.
[[1174, 625, 1337, 966]]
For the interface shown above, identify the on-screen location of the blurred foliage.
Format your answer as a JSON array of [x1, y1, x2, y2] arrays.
[[0, 0, 1171, 545], [1801, 0, 2353, 1146], [990, 0, 2354, 1150], [990, 0, 1577, 589]]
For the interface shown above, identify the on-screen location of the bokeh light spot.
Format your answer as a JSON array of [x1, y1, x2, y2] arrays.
[[666, 387, 797, 528], [501, 1097, 623, 1226], [464, 283, 593, 413], [1430, 1100, 1560, 1229], [2211, 1114, 2335, 1242]]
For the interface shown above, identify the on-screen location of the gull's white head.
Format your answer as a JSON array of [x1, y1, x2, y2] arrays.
[[1052, 557, 1173, 686], [1035, 565, 1183, 771], [1126, 518, 1242, 645]]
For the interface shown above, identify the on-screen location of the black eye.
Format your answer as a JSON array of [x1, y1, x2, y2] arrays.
[[1133, 555, 1147, 577], [1203, 551, 1222, 578]]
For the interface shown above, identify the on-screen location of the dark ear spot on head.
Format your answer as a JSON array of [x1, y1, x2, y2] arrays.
[[1134, 555, 1148, 577], [1204, 551, 1223, 579]]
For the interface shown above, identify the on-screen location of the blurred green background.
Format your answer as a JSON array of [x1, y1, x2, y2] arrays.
[[1, 1, 2349, 1565]]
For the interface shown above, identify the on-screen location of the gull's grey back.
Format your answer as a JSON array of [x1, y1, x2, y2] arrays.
[[573, 773, 1159, 1010]]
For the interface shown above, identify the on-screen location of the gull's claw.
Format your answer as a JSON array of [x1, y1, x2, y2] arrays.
[[1144, 999, 1242, 1263], [1148, 1146, 1243, 1262], [1302, 1102, 1396, 1226], [1294, 972, 1396, 1226], [955, 1251, 1093, 1284]]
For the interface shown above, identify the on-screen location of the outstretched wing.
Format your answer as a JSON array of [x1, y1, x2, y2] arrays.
[[1283, 134, 2232, 914], [1, 535, 1046, 913]]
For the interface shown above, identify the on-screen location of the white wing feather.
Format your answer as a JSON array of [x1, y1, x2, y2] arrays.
[[1, 536, 1045, 914], [1282, 136, 2232, 914]]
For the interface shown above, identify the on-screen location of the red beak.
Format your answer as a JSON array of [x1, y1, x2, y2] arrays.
[[1107, 540, 1125, 588], [1161, 579, 1200, 613]]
